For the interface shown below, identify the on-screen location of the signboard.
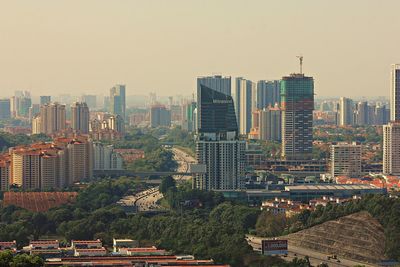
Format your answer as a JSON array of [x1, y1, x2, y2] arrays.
[[261, 240, 288, 255]]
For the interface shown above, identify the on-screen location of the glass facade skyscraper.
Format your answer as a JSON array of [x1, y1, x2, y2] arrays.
[[281, 74, 314, 160], [110, 84, 126, 120], [195, 85, 245, 191], [197, 75, 231, 96]]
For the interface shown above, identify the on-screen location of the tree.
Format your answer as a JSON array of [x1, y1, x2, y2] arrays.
[[159, 176, 176, 194], [256, 211, 287, 237]]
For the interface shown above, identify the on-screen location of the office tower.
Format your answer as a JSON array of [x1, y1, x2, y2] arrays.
[[150, 105, 171, 127], [40, 96, 51, 105], [195, 85, 245, 191], [93, 143, 123, 170], [259, 104, 282, 141], [256, 80, 281, 109], [339, 97, 354, 126], [81, 95, 97, 109], [197, 75, 231, 96], [375, 105, 386, 125], [71, 102, 90, 134], [238, 78, 254, 135], [368, 104, 376, 125], [182, 101, 197, 132], [330, 142, 362, 178], [383, 122, 400, 175], [390, 64, 400, 121], [110, 84, 126, 120], [0, 155, 11, 191], [233, 77, 242, 128], [281, 74, 314, 160], [39, 103, 66, 134], [0, 99, 11, 119], [355, 101, 369, 125], [17, 97, 31, 118]]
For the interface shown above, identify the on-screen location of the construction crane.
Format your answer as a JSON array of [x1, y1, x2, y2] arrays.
[[296, 55, 303, 74]]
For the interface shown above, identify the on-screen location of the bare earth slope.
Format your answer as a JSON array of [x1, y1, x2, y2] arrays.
[[285, 211, 386, 263]]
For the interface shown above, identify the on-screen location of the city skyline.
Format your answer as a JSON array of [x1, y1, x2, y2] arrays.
[[1, 1, 400, 98]]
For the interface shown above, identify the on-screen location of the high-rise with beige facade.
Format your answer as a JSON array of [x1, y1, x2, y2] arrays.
[[71, 102, 90, 134], [383, 122, 400, 176], [37, 103, 66, 135]]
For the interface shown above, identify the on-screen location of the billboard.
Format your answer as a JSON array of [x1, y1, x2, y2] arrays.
[[261, 240, 288, 255]]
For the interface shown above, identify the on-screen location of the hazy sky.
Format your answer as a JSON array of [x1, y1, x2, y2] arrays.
[[1, 0, 400, 98]]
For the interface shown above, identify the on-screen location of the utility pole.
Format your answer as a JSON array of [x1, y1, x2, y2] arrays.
[[297, 55, 303, 74]]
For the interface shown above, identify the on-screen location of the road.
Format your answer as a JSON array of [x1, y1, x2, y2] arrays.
[[246, 235, 376, 267], [117, 187, 163, 212], [117, 147, 195, 212], [134, 187, 163, 212], [171, 147, 195, 182]]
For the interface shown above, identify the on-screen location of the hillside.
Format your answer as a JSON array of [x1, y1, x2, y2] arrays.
[[285, 211, 386, 263]]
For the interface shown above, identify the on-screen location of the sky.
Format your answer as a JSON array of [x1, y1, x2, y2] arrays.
[[1, 0, 400, 98]]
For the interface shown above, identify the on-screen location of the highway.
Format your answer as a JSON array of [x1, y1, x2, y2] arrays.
[[246, 235, 376, 267], [117, 187, 163, 212], [171, 147, 195, 182], [117, 147, 195, 212], [134, 187, 163, 212]]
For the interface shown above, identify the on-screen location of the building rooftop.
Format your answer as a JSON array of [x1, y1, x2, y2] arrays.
[[285, 184, 379, 191]]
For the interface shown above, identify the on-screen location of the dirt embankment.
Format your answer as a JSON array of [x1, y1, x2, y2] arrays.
[[285, 211, 386, 263]]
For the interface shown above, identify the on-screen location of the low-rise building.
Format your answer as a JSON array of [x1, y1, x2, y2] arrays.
[[71, 239, 102, 249], [112, 238, 138, 253], [74, 248, 107, 257], [119, 246, 168, 256], [0, 241, 16, 252]]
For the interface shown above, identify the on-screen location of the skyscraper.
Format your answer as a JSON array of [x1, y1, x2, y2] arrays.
[[197, 75, 231, 96], [339, 97, 354, 126], [259, 104, 282, 141], [238, 78, 254, 135], [355, 101, 369, 126], [383, 122, 400, 175], [281, 74, 314, 160], [256, 80, 281, 109], [195, 85, 245, 191], [0, 99, 11, 119], [40, 96, 51, 105], [71, 102, 90, 134], [110, 84, 126, 120], [39, 103, 66, 135], [390, 64, 400, 122], [150, 105, 171, 128], [233, 77, 242, 128]]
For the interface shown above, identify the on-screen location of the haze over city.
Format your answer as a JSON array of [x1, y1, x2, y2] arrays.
[[1, 0, 400, 98]]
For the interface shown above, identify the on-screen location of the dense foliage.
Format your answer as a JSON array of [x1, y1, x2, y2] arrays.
[[256, 194, 400, 261], [0, 132, 51, 152], [0, 250, 44, 267], [127, 148, 178, 172], [0, 175, 346, 266]]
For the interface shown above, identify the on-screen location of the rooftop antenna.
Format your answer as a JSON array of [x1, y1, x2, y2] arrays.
[[296, 55, 303, 74]]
